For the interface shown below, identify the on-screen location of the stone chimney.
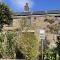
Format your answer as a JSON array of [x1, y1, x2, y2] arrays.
[[24, 3, 29, 12], [0, 0, 3, 4]]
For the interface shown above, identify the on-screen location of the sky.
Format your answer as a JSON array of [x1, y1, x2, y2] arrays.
[[2, 0, 60, 12]]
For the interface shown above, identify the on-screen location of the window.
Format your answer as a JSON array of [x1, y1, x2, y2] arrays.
[[22, 17, 31, 27], [26, 17, 31, 27]]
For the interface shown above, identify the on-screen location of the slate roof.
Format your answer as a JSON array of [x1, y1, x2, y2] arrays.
[[13, 10, 60, 16], [13, 12, 31, 16], [32, 11, 45, 15], [47, 10, 60, 14]]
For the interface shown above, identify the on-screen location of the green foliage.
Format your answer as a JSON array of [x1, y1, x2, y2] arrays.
[[11, 31, 40, 59], [0, 32, 4, 58], [0, 31, 16, 58], [55, 35, 60, 58], [6, 31, 16, 58], [19, 32, 39, 60], [0, 31, 39, 59], [0, 32, 4, 42], [0, 3, 12, 31], [44, 49, 56, 60]]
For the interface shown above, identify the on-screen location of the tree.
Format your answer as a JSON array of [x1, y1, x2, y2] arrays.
[[0, 3, 12, 31], [0, 3, 13, 58]]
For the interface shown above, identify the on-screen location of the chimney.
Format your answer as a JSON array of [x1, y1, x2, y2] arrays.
[[24, 3, 29, 12], [0, 0, 3, 5]]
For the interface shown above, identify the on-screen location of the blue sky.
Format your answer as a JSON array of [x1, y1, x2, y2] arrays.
[[3, 0, 60, 12]]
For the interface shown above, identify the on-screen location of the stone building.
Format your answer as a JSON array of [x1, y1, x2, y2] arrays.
[[3, 3, 60, 48]]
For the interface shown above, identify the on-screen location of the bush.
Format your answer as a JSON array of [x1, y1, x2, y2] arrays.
[[0, 31, 39, 59], [44, 49, 56, 60], [19, 32, 39, 60], [6, 31, 15, 58], [0, 32, 4, 58]]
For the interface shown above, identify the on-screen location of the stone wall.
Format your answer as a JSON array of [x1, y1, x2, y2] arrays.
[[3, 15, 58, 48]]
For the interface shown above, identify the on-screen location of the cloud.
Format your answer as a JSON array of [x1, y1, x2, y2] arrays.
[[12, 0, 34, 11]]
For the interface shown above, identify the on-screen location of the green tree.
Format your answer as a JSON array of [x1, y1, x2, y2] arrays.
[[0, 3, 12, 31]]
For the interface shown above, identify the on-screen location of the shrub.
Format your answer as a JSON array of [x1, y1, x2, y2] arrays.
[[19, 32, 39, 60], [44, 49, 56, 60]]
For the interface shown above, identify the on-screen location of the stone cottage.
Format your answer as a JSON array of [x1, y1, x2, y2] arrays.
[[3, 3, 60, 48]]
